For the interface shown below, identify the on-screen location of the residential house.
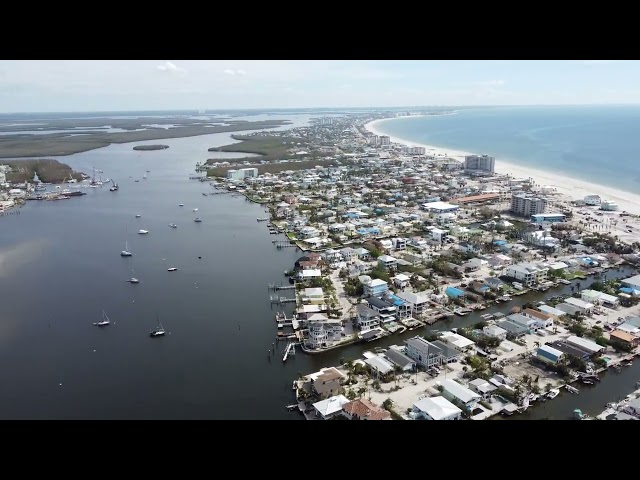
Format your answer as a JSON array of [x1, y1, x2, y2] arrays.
[[610, 330, 640, 348], [393, 273, 411, 289], [377, 254, 398, 271], [393, 237, 407, 251], [362, 278, 389, 298], [312, 395, 350, 420], [536, 344, 565, 365], [565, 335, 604, 356], [339, 247, 357, 262], [431, 340, 462, 364], [563, 297, 594, 314], [483, 325, 508, 341], [395, 291, 430, 317], [468, 378, 498, 399], [384, 348, 416, 371], [497, 319, 528, 339], [537, 304, 568, 319], [469, 281, 491, 296], [404, 336, 443, 368], [306, 321, 343, 349], [303, 288, 325, 305], [354, 304, 381, 332], [354, 247, 371, 261], [440, 379, 481, 411], [548, 341, 592, 360], [521, 308, 554, 330], [342, 398, 392, 420], [581, 289, 620, 308], [485, 277, 505, 291], [506, 313, 538, 333], [439, 331, 475, 352], [506, 263, 548, 286], [412, 396, 462, 420], [365, 356, 396, 378], [307, 367, 346, 399]]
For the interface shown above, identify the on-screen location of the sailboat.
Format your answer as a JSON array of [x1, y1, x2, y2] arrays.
[[109, 180, 119, 192], [129, 268, 140, 283], [150, 316, 166, 337], [194, 217, 202, 223], [93, 310, 111, 327], [121, 242, 133, 257]]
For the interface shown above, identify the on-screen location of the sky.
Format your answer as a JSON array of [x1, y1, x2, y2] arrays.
[[0, 60, 638, 113]]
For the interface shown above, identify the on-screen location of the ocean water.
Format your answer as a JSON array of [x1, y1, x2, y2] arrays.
[[373, 105, 640, 195]]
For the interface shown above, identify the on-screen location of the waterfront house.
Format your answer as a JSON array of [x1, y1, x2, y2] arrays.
[[364, 356, 395, 378], [609, 330, 640, 348], [555, 302, 582, 317], [362, 278, 389, 298], [439, 379, 481, 411], [483, 325, 508, 341], [303, 288, 325, 305], [431, 340, 462, 364], [312, 395, 350, 420], [342, 398, 391, 420], [506, 263, 548, 286], [395, 291, 430, 316], [580, 289, 620, 308], [412, 396, 462, 420], [384, 348, 416, 371], [365, 296, 396, 317], [306, 320, 343, 349], [468, 378, 498, 399], [439, 331, 475, 352], [548, 341, 591, 360], [354, 304, 381, 332], [496, 319, 528, 339], [536, 344, 565, 365], [404, 336, 443, 369], [445, 287, 465, 300], [537, 304, 568, 319], [563, 297, 594, 314], [469, 281, 491, 295], [306, 367, 346, 399]]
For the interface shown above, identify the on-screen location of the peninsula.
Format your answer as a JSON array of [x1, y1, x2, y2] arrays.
[[133, 144, 169, 151]]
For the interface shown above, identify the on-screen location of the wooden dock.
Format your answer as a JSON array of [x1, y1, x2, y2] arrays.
[[268, 283, 296, 291]]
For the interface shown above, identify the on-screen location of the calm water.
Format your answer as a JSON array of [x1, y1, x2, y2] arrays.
[[1, 110, 638, 419], [374, 105, 640, 195]]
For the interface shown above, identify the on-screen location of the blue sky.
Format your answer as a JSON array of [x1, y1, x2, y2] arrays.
[[0, 60, 637, 112]]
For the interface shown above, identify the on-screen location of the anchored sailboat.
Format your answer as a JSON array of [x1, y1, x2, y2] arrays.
[[93, 310, 111, 327], [121, 242, 133, 257], [150, 316, 166, 337]]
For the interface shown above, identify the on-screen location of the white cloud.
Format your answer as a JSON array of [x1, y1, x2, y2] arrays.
[[576, 60, 621, 66], [480, 79, 505, 87], [223, 69, 236, 76], [156, 61, 186, 74], [237, 69, 247, 76], [224, 69, 248, 77]]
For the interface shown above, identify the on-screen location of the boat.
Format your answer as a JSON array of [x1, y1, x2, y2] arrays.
[[93, 310, 111, 327], [120, 242, 133, 257], [138, 229, 149, 235], [193, 208, 198, 212], [150, 316, 166, 337], [167, 267, 178, 272], [194, 217, 202, 223], [202, 193, 208, 196], [169, 223, 177, 228], [135, 214, 141, 218], [134, 180, 140, 183], [178, 204, 184, 207], [129, 277, 140, 284], [565, 385, 579, 395], [109, 182, 119, 192], [581, 378, 595, 385], [146, 170, 150, 173], [143, 174, 147, 179], [624, 360, 633, 367], [547, 388, 560, 399]]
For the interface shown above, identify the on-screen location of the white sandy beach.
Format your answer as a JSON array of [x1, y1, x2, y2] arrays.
[[366, 118, 640, 216]]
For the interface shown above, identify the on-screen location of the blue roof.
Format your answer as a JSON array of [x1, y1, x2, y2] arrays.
[[386, 293, 406, 306], [445, 287, 465, 297], [493, 240, 507, 245]]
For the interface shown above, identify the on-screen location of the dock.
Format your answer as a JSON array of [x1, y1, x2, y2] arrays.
[[283, 342, 296, 362], [273, 240, 297, 249], [268, 283, 296, 291], [270, 295, 296, 305]]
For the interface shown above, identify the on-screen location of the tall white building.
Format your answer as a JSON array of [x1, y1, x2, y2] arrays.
[[368, 135, 380, 146], [227, 167, 258, 180], [379, 136, 391, 146], [464, 154, 495, 173], [600, 200, 618, 211], [511, 194, 547, 217]]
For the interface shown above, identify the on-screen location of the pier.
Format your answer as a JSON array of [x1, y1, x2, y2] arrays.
[[270, 295, 297, 305], [268, 283, 296, 291], [272, 240, 297, 249], [282, 342, 297, 362]]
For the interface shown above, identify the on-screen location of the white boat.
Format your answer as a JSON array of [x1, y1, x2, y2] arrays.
[[138, 229, 149, 235], [167, 267, 178, 272], [193, 208, 198, 212], [169, 223, 177, 228], [178, 204, 184, 207], [129, 277, 140, 284], [547, 388, 560, 399], [93, 310, 111, 327], [194, 217, 202, 223], [135, 214, 141, 218], [150, 316, 166, 337], [120, 242, 133, 257], [143, 174, 147, 179]]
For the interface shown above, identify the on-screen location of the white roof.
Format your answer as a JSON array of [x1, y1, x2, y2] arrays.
[[395, 291, 429, 305], [441, 379, 481, 404], [564, 297, 594, 310], [299, 269, 322, 278], [566, 335, 603, 354], [439, 331, 475, 349], [312, 395, 350, 417], [537, 305, 567, 317], [378, 254, 397, 262], [538, 344, 564, 358], [369, 279, 388, 287], [305, 287, 324, 297], [364, 356, 395, 375], [425, 201, 459, 211], [394, 273, 411, 282], [484, 325, 508, 336], [413, 396, 462, 420]]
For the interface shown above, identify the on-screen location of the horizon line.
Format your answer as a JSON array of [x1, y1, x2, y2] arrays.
[[1, 103, 639, 116]]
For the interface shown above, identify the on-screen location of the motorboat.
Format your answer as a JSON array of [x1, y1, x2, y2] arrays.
[[167, 267, 178, 272], [178, 204, 184, 207], [193, 208, 198, 212], [169, 223, 177, 228], [547, 388, 560, 399], [135, 214, 141, 218], [129, 277, 140, 284], [194, 217, 202, 223], [138, 229, 149, 235]]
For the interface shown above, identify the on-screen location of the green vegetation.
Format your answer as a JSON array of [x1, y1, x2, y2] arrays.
[[1, 159, 84, 183], [208, 134, 318, 162], [0, 119, 289, 158], [206, 158, 345, 178], [133, 144, 169, 151]]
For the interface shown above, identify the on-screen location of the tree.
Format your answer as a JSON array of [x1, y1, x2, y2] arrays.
[[346, 389, 357, 400], [357, 387, 366, 398], [544, 383, 553, 393], [382, 398, 393, 410]]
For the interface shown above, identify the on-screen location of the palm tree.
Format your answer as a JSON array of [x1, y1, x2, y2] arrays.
[[357, 386, 366, 398], [393, 365, 403, 387]]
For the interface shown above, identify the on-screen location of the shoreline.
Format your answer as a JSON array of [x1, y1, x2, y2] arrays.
[[366, 117, 640, 216]]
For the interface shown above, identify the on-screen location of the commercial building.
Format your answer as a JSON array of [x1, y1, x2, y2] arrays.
[[227, 167, 258, 180], [510, 194, 547, 217], [600, 200, 618, 211], [464, 154, 495, 174], [530, 213, 566, 223], [379, 135, 391, 146]]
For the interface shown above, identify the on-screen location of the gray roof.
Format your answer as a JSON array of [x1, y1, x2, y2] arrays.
[[366, 296, 393, 310], [547, 341, 591, 359], [355, 303, 379, 318], [497, 319, 528, 335], [405, 336, 443, 357], [431, 340, 462, 359], [384, 348, 416, 368]]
